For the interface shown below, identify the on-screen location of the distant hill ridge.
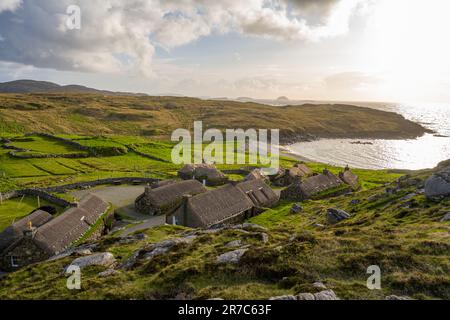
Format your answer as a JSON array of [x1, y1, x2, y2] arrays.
[[0, 80, 146, 96]]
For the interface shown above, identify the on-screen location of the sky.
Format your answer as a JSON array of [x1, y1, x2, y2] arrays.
[[0, 0, 450, 102]]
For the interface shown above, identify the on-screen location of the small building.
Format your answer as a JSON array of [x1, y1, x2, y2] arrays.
[[236, 180, 279, 209], [0, 210, 53, 254], [166, 181, 279, 228], [167, 184, 255, 228], [0, 194, 109, 271], [271, 163, 312, 187], [135, 180, 207, 216], [244, 168, 270, 184], [178, 163, 228, 186], [281, 169, 347, 201]]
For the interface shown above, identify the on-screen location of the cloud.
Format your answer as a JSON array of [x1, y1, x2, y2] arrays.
[[0, 0, 363, 75], [0, 0, 22, 13]]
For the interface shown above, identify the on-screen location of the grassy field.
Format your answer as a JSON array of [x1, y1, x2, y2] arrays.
[[0, 107, 447, 300], [0, 93, 427, 141], [0, 196, 63, 231]]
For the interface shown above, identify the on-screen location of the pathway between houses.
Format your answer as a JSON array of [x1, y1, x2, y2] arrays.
[[69, 185, 167, 236]]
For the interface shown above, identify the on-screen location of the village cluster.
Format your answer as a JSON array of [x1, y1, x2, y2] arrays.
[[0, 162, 359, 271]]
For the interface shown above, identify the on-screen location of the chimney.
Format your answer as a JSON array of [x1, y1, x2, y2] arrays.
[[23, 221, 37, 239], [182, 194, 192, 226]]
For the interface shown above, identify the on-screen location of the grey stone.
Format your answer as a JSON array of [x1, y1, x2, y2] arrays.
[[312, 223, 325, 228], [441, 212, 450, 222], [241, 223, 267, 231], [349, 199, 360, 205], [67, 252, 116, 270], [225, 240, 242, 247], [425, 166, 450, 199], [385, 295, 412, 300], [296, 293, 315, 300], [312, 281, 327, 290], [327, 208, 351, 224], [314, 290, 339, 300], [290, 203, 303, 214], [98, 269, 119, 277], [269, 295, 297, 300], [217, 249, 248, 264], [260, 233, 269, 243]]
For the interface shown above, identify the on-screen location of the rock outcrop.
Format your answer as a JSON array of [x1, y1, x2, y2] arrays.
[[327, 208, 351, 224], [425, 166, 450, 199], [67, 252, 116, 270]]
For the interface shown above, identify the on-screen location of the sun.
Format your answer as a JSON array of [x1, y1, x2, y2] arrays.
[[363, 0, 450, 102]]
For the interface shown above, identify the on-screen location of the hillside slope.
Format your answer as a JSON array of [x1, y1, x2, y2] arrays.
[[0, 161, 448, 300], [0, 93, 428, 142]]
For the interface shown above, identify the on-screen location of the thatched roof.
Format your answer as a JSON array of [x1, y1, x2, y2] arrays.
[[186, 184, 253, 227], [237, 180, 279, 208], [0, 210, 52, 252], [299, 170, 343, 198], [244, 169, 269, 183], [140, 180, 207, 209], [178, 163, 227, 185], [289, 163, 312, 177], [33, 194, 108, 255]]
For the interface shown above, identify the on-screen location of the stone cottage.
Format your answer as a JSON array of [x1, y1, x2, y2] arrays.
[[236, 179, 279, 209], [0, 210, 53, 254], [166, 180, 279, 228], [178, 163, 228, 186], [281, 169, 347, 201], [271, 163, 313, 187], [0, 194, 109, 271], [135, 180, 207, 216]]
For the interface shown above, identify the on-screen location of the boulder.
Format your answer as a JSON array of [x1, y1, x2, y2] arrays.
[[225, 240, 242, 248], [269, 295, 297, 300], [260, 233, 269, 243], [349, 199, 360, 206], [296, 293, 315, 300], [425, 166, 450, 199], [385, 295, 412, 300], [290, 203, 303, 214], [441, 212, 450, 222], [98, 269, 119, 277], [327, 208, 351, 224], [312, 281, 327, 290], [217, 249, 248, 264], [314, 290, 339, 300], [67, 252, 116, 270]]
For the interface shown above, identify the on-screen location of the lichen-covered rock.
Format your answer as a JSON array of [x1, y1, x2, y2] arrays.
[[441, 212, 450, 222], [260, 233, 269, 243], [67, 252, 115, 270], [327, 208, 351, 224], [98, 269, 119, 277], [312, 281, 327, 290], [269, 295, 297, 300], [290, 203, 303, 214], [217, 249, 248, 264], [385, 295, 412, 300], [296, 293, 315, 300], [314, 290, 339, 300], [425, 166, 450, 199], [225, 240, 242, 247]]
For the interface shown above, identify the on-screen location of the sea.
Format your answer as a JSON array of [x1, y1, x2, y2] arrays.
[[284, 102, 450, 170]]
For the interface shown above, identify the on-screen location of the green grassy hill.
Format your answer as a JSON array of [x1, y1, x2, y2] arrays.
[[0, 94, 427, 142], [0, 161, 448, 300]]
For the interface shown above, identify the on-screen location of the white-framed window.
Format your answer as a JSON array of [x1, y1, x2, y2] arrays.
[[10, 256, 19, 267]]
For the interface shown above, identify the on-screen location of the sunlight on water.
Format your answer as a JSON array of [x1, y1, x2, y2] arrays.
[[289, 103, 450, 170]]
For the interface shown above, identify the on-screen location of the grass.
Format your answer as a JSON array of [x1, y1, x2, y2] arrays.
[[0, 163, 448, 300], [0, 93, 426, 140], [0, 196, 63, 231], [8, 135, 85, 155]]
